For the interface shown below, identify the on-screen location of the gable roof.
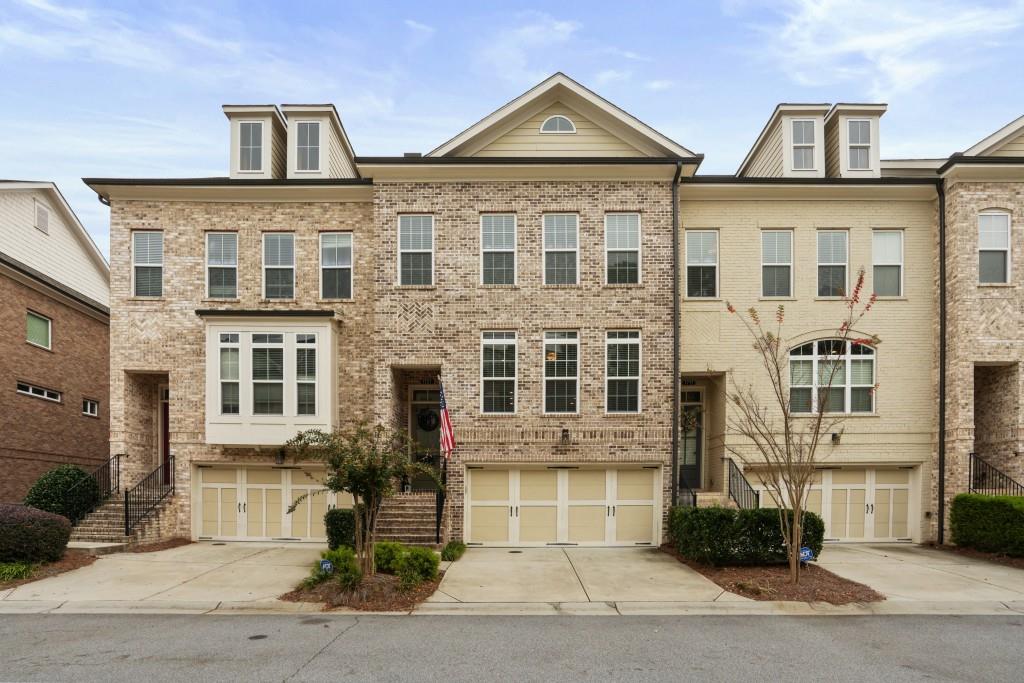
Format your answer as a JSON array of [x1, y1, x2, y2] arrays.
[[427, 72, 697, 159], [736, 103, 831, 176], [962, 113, 1024, 156]]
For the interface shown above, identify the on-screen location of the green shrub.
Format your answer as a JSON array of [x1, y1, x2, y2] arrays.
[[668, 505, 824, 566], [395, 546, 439, 590], [374, 541, 406, 574], [23, 464, 100, 524], [304, 546, 363, 590], [951, 494, 1024, 557], [325, 508, 356, 550], [0, 504, 71, 563], [0, 562, 35, 582], [441, 540, 466, 562]]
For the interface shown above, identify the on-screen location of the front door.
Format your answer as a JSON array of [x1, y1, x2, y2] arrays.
[[409, 386, 441, 491], [679, 390, 703, 490]]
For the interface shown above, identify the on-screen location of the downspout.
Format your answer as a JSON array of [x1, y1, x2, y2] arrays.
[[671, 161, 683, 506], [937, 178, 947, 544]]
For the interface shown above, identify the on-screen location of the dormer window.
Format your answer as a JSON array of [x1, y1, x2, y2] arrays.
[[792, 120, 815, 170], [540, 115, 576, 134], [848, 120, 871, 170], [239, 121, 263, 172], [297, 121, 320, 171]]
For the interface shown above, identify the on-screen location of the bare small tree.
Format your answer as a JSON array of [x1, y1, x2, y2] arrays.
[[726, 267, 878, 583]]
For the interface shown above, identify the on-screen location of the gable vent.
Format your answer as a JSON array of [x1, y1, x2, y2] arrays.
[[34, 202, 49, 234]]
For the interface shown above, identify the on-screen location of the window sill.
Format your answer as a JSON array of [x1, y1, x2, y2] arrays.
[[978, 283, 1016, 288], [202, 298, 240, 303], [873, 296, 908, 301], [82, 413, 100, 420], [759, 297, 796, 301], [318, 298, 355, 303], [539, 412, 581, 418], [258, 298, 297, 303], [26, 341, 53, 353], [603, 283, 643, 289], [479, 412, 518, 418], [684, 297, 722, 302], [129, 296, 164, 302], [542, 284, 581, 289], [480, 284, 519, 289], [396, 285, 437, 290], [792, 413, 879, 419], [813, 297, 847, 301], [604, 411, 643, 417]]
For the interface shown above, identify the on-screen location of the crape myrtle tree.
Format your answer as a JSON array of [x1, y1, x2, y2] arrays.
[[287, 422, 439, 575], [725, 267, 878, 584]]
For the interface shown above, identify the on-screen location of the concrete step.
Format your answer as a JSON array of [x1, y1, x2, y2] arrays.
[[68, 541, 128, 556], [376, 533, 440, 544]]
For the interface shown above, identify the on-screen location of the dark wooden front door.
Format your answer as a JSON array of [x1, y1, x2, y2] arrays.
[[679, 391, 703, 490], [409, 387, 440, 491]]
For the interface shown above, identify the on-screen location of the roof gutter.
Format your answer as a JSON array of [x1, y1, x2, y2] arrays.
[[937, 179, 947, 544], [671, 160, 683, 507]]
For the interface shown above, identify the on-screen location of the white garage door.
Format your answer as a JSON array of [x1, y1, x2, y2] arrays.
[[755, 467, 913, 542], [196, 466, 353, 542], [465, 466, 661, 547]]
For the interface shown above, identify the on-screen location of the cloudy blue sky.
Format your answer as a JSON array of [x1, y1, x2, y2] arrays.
[[2, 0, 1023, 257]]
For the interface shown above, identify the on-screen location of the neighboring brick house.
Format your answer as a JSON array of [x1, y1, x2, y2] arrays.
[[0, 181, 110, 502], [84, 73, 1021, 547]]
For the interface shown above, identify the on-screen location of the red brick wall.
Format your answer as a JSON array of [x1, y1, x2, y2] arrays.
[[0, 272, 110, 502]]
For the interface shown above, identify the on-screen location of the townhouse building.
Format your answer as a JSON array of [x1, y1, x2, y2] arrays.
[[0, 181, 110, 502], [83, 74, 1023, 547]]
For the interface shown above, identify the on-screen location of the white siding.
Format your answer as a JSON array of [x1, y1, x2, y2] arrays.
[[743, 120, 784, 178], [988, 129, 1024, 157], [473, 104, 646, 157]]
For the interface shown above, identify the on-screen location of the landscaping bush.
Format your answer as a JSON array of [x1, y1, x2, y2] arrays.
[[0, 504, 71, 563], [325, 508, 356, 550], [374, 541, 406, 574], [951, 494, 1024, 557], [395, 546, 439, 590], [304, 547, 362, 590], [668, 505, 824, 566], [0, 561, 35, 582], [23, 464, 99, 524], [441, 540, 466, 562]]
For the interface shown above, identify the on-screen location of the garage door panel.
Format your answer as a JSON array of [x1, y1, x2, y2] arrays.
[[520, 470, 557, 501], [568, 505, 605, 543], [247, 469, 282, 485], [310, 495, 327, 538], [201, 488, 219, 536], [471, 470, 509, 502], [519, 506, 557, 543], [873, 489, 891, 539], [892, 489, 909, 538], [616, 470, 654, 500], [220, 488, 237, 537], [470, 506, 509, 543], [615, 505, 653, 543], [266, 489, 282, 537], [569, 470, 606, 500], [847, 489, 866, 539], [876, 470, 909, 485], [806, 489, 822, 517], [246, 489, 264, 537], [204, 468, 236, 484]]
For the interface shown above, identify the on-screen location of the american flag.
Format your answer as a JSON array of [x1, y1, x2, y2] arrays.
[[439, 380, 456, 459]]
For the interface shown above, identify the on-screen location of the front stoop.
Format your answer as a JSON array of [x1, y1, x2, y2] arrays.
[[377, 493, 441, 547], [69, 496, 177, 546], [696, 492, 736, 508]]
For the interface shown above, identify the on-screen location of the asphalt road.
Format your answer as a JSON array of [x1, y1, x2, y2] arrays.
[[1, 614, 1021, 682]]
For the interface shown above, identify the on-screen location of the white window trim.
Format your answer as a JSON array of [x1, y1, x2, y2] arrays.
[[262, 233, 295, 300], [604, 213, 642, 285], [605, 331, 642, 414], [761, 229, 794, 298], [82, 398, 99, 417], [26, 310, 52, 350], [847, 118, 872, 171], [397, 215, 435, 286], [205, 232, 238, 299], [131, 231, 163, 298], [792, 119, 816, 171], [295, 120, 322, 173], [238, 120, 264, 173], [295, 334, 319, 417], [542, 213, 580, 286], [872, 229, 904, 298], [790, 340, 875, 415], [480, 331, 518, 415], [218, 333, 241, 417], [16, 381, 61, 403], [479, 214, 517, 286], [979, 210, 1012, 285], [539, 115, 577, 134], [251, 333, 286, 417], [319, 232, 355, 300], [817, 230, 849, 298], [685, 229, 719, 299], [542, 330, 580, 415]]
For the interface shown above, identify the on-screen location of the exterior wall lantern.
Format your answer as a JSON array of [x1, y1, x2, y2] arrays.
[[560, 428, 571, 445]]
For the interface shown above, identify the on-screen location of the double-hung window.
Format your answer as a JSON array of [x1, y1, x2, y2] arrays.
[[82, 399, 99, 417], [132, 231, 163, 297], [26, 311, 51, 349], [481, 214, 516, 285], [543, 214, 578, 285], [979, 212, 1011, 284], [761, 230, 793, 297], [239, 121, 262, 172], [399, 215, 434, 285], [686, 230, 718, 298], [481, 332, 516, 413], [544, 331, 578, 413], [296, 334, 317, 416], [606, 331, 640, 413], [605, 213, 640, 284], [792, 120, 815, 170], [219, 333, 240, 415], [873, 230, 903, 296], [817, 231, 848, 297], [789, 340, 875, 414], [263, 233, 295, 299], [321, 233, 353, 299], [207, 232, 238, 298], [252, 333, 284, 415], [297, 121, 320, 171], [848, 120, 871, 170]]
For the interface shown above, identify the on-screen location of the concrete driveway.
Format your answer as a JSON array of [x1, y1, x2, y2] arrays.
[[819, 543, 1024, 602], [2, 542, 321, 608], [429, 547, 731, 604]]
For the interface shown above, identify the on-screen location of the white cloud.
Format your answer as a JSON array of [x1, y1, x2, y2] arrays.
[[748, 0, 1024, 99], [602, 46, 650, 62], [477, 12, 580, 84], [594, 69, 631, 85], [645, 79, 674, 91], [404, 19, 434, 35]]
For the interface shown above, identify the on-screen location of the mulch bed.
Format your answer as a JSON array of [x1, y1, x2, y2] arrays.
[[662, 546, 884, 605], [0, 550, 97, 591], [929, 543, 1024, 571], [281, 571, 444, 612], [129, 537, 193, 553]]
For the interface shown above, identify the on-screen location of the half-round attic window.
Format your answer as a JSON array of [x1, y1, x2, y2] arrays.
[[540, 115, 576, 134]]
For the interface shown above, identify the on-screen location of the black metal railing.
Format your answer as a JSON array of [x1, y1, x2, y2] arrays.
[[66, 454, 121, 523], [969, 452, 1024, 497], [727, 458, 760, 509], [124, 456, 175, 536], [677, 473, 697, 508], [435, 458, 447, 544]]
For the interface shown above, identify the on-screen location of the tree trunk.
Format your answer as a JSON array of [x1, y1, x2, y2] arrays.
[[789, 509, 802, 584]]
